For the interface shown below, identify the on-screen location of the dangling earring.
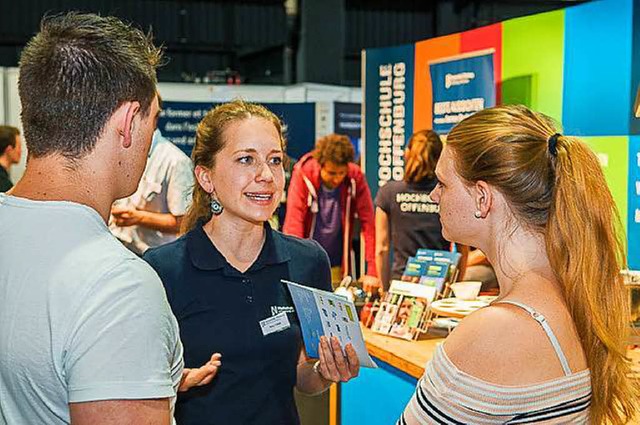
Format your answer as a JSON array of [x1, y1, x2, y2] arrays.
[[474, 211, 482, 219], [210, 195, 224, 216]]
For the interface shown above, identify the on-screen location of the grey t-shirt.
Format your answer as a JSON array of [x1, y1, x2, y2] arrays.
[[375, 179, 450, 279], [0, 194, 183, 425]]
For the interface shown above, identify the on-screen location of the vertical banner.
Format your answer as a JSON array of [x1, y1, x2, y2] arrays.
[[629, 136, 640, 269], [429, 50, 495, 134], [157, 101, 316, 161], [334, 102, 362, 160], [363, 44, 415, 198]]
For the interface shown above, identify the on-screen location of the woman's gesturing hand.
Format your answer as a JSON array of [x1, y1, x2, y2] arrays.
[[179, 353, 222, 392]]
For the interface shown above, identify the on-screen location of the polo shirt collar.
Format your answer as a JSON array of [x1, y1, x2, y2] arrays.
[[187, 221, 291, 271]]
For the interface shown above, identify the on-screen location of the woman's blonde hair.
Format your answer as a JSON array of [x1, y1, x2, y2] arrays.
[[181, 99, 286, 233], [447, 104, 638, 424], [403, 129, 442, 183]]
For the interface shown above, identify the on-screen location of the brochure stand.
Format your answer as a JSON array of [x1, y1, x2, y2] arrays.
[[366, 249, 462, 341]]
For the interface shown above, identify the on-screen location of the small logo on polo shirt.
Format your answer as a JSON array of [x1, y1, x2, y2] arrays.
[[271, 306, 295, 316]]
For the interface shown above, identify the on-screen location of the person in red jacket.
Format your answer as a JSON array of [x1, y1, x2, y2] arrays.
[[284, 134, 380, 290]]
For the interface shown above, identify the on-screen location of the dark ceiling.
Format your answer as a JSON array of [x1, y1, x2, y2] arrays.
[[0, 0, 590, 86]]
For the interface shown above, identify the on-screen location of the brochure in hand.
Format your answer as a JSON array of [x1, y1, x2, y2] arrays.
[[283, 279, 377, 368]]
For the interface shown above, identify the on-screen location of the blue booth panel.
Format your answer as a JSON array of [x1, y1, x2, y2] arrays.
[[341, 360, 418, 425], [563, 0, 634, 136]]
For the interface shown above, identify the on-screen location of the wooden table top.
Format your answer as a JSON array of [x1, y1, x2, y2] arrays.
[[362, 325, 444, 379]]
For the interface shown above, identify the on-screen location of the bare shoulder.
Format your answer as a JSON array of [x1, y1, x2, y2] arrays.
[[443, 303, 579, 386]]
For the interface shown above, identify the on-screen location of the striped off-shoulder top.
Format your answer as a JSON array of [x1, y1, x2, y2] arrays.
[[399, 301, 592, 424]]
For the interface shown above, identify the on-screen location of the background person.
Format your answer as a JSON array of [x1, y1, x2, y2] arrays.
[[283, 133, 379, 290], [143, 100, 360, 425], [400, 105, 639, 424], [0, 13, 212, 425], [110, 109, 194, 254], [374, 130, 450, 291], [0, 125, 22, 192]]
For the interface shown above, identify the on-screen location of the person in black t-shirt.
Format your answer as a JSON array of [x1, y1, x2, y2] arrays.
[[374, 130, 451, 290], [0, 126, 22, 192]]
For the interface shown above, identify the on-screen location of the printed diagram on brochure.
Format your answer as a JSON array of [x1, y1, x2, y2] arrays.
[[283, 279, 377, 368]]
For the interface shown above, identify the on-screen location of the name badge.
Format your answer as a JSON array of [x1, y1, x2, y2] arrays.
[[259, 312, 291, 336]]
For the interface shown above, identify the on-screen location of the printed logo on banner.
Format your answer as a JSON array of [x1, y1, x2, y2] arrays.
[[429, 51, 496, 134]]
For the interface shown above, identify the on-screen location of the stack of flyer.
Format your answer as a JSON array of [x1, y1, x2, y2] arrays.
[[400, 248, 461, 293]]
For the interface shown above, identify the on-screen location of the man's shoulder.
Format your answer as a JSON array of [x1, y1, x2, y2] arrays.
[[295, 153, 320, 176], [152, 139, 192, 167], [73, 236, 163, 294], [346, 163, 369, 186], [347, 162, 364, 175]]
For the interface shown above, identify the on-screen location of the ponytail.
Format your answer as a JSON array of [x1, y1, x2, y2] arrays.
[[546, 136, 639, 424], [181, 182, 213, 234]]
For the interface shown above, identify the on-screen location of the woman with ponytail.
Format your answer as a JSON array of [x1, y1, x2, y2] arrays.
[[400, 104, 638, 424], [143, 100, 360, 425]]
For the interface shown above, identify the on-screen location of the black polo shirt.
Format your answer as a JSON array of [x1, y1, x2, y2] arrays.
[[143, 223, 331, 425], [0, 165, 12, 193]]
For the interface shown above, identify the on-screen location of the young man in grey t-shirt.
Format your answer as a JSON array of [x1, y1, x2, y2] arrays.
[[0, 13, 216, 425]]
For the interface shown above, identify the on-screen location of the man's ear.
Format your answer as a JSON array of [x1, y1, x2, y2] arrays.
[[474, 180, 493, 219], [117, 101, 141, 149], [195, 165, 214, 194]]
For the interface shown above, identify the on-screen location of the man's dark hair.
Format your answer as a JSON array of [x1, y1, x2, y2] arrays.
[[18, 12, 163, 159], [0, 126, 19, 156], [313, 133, 355, 166]]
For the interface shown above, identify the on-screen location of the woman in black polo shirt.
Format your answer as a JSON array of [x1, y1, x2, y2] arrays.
[[144, 100, 359, 425]]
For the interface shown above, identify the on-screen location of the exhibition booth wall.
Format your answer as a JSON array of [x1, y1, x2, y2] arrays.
[[0, 72, 362, 185], [351, 1, 640, 422], [362, 0, 640, 269]]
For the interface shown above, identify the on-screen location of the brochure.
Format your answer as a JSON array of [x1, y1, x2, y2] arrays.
[[283, 279, 377, 369], [371, 280, 437, 340], [400, 256, 450, 294]]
